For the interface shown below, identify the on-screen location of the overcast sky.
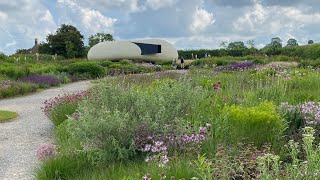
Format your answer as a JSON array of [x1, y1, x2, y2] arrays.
[[0, 0, 320, 55]]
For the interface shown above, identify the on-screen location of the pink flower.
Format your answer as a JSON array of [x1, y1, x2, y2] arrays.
[[36, 143, 56, 160]]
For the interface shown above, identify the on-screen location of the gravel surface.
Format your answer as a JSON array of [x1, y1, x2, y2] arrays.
[[0, 80, 91, 180]]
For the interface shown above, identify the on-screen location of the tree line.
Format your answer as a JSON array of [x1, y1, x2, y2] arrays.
[[179, 37, 319, 60], [16, 24, 114, 59]]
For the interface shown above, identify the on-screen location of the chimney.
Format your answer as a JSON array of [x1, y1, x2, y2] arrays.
[[35, 38, 38, 46]]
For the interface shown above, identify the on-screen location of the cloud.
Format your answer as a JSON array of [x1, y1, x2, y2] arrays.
[[232, 0, 320, 46], [190, 7, 215, 33], [57, 0, 117, 34], [72, 0, 142, 13], [211, 0, 253, 7], [145, 0, 178, 10], [0, 0, 56, 54]]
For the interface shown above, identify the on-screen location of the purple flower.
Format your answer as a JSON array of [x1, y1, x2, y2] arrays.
[[36, 143, 56, 160], [19, 75, 60, 87]]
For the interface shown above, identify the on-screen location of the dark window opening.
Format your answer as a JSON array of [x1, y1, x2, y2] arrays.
[[132, 42, 161, 55]]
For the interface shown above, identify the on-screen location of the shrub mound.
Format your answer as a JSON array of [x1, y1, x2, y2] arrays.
[[66, 62, 105, 79]]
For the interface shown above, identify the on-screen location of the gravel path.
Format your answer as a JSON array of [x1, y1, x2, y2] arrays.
[[0, 81, 92, 180]]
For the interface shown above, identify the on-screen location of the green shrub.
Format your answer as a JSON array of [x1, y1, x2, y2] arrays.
[[0, 82, 38, 98], [66, 62, 105, 78], [60, 79, 207, 163], [216, 102, 286, 149], [50, 102, 78, 126], [0, 65, 30, 79]]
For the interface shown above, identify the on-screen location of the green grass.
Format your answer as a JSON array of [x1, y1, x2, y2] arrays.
[[0, 110, 18, 122]]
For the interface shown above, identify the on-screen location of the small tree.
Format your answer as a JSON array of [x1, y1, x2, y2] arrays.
[[88, 33, 114, 48], [308, 40, 314, 44], [15, 49, 29, 54], [219, 41, 228, 49], [270, 37, 282, 48], [246, 40, 255, 49], [286, 38, 299, 47]]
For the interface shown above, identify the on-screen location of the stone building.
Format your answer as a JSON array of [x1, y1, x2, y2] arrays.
[[26, 38, 39, 54]]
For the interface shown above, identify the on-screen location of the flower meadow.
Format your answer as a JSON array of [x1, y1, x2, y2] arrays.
[[37, 66, 320, 180]]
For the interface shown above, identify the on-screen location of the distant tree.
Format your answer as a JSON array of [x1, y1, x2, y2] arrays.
[[39, 24, 85, 58], [246, 40, 255, 49], [39, 42, 52, 55], [227, 41, 246, 50], [15, 49, 29, 54], [219, 41, 228, 49], [89, 33, 114, 48], [0, 52, 6, 60], [286, 38, 299, 47], [308, 40, 314, 44], [270, 37, 282, 48], [66, 41, 76, 58]]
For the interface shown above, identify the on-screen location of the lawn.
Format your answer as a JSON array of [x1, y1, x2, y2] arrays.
[[0, 110, 18, 122]]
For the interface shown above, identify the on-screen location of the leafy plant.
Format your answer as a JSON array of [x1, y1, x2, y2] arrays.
[[216, 102, 286, 149]]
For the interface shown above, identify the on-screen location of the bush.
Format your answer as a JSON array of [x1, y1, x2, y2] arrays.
[[60, 79, 207, 163], [216, 102, 286, 149], [0, 82, 38, 98], [0, 65, 30, 79], [66, 62, 105, 79]]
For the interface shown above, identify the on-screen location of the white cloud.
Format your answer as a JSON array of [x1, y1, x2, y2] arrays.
[[233, 1, 320, 36], [0, 11, 8, 22], [0, 0, 57, 54], [146, 0, 177, 10], [4, 40, 16, 48], [57, 0, 117, 34], [190, 7, 215, 33], [72, 0, 142, 13]]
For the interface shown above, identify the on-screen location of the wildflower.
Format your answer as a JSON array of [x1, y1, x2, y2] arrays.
[[142, 174, 151, 180], [143, 144, 152, 152], [213, 81, 221, 90], [205, 122, 211, 127], [36, 143, 56, 160]]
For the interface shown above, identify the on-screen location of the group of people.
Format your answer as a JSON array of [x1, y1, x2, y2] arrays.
[[172, 57, 185, 69]]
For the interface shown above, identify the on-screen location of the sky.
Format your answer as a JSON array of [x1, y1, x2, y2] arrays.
[[0, 0, 320, 55]]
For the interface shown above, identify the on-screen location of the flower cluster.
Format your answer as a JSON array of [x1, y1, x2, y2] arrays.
[[137, 125, 209, 167], [216, 61, 256, 71], [42, 90, 89, 117], [36, 143, 56, 160], [19, 75, 61, 87], [280, 101, 320, 125], [301, 101, 320, 125]]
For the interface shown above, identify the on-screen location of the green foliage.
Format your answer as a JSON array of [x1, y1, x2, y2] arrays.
[[88, 33, 114, 48], [66, 62, 105, 78], [193, 154, 213, 180], [0, 52, 6, 60], [40, 24, 85, 58], [50, 102, 78, 126], [0, 82, 38, 99], [0, 64, 30, 79], [216, 102, 286, 148], [58, 79, 207, 163], [36, 153, 92, 180]]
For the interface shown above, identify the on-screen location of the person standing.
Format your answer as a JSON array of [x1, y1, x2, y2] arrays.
[[180, 56, 185, 69]]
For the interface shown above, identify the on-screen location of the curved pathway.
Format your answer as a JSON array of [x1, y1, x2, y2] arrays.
[[0, 81, 91, 180]]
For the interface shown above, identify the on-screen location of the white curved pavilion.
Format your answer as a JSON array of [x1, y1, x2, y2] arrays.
[[87, 39, 178, 62]]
